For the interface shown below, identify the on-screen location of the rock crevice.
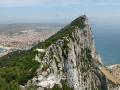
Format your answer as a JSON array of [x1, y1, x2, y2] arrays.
[[23, 15, 120, 90]]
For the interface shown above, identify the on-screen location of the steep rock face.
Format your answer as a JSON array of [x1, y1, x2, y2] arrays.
[[23, 15, 118, 90]]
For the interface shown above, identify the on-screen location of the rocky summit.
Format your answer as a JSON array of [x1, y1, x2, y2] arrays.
[[19, 15, 119, 90], [0, 15, 119, 90]]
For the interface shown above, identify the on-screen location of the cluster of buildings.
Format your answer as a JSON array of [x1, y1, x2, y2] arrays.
[[0, 29, 58, 56]]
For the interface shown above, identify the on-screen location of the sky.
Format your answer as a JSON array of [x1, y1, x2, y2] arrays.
[[0, 0, 120, 24]]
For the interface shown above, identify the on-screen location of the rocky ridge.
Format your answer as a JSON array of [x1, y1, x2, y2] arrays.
[[22, 15, 120, 90]]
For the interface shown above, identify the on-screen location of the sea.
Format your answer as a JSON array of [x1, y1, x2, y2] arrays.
[[92, 22, 120, 65], [0, 48, 4, 53]]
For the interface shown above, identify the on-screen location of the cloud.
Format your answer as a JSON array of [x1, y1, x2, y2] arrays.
[[0, 0, 78, 7], [0, 0, 39, 7], [0, 0, 75, 5], [0, 0, 120, 7]]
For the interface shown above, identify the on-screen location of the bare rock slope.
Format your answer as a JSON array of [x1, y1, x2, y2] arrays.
[[23, 15, 120, 90]]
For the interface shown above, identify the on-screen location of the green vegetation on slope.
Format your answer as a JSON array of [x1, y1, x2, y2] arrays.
[[0, 49, 39, 90], [0, 15, 86, 90], [33, 15, 86, 49]]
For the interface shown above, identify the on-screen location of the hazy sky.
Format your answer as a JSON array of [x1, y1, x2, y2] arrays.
[[0, 0, 120, 24]]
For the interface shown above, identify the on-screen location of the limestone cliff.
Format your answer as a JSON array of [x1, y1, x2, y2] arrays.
[[22, 15, 120, 90]]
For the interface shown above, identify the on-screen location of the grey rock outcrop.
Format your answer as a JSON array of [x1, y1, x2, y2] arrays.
[[23, 15, 120, 90]]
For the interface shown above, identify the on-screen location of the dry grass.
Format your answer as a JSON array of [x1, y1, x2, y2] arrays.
[[100, 65, 120, 84]]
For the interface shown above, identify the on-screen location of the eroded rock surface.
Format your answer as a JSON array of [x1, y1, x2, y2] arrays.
[[22, 15, 120, 90]]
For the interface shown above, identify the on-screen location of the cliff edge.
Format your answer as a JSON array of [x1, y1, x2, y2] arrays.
[[21, 15, 120, 90]]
